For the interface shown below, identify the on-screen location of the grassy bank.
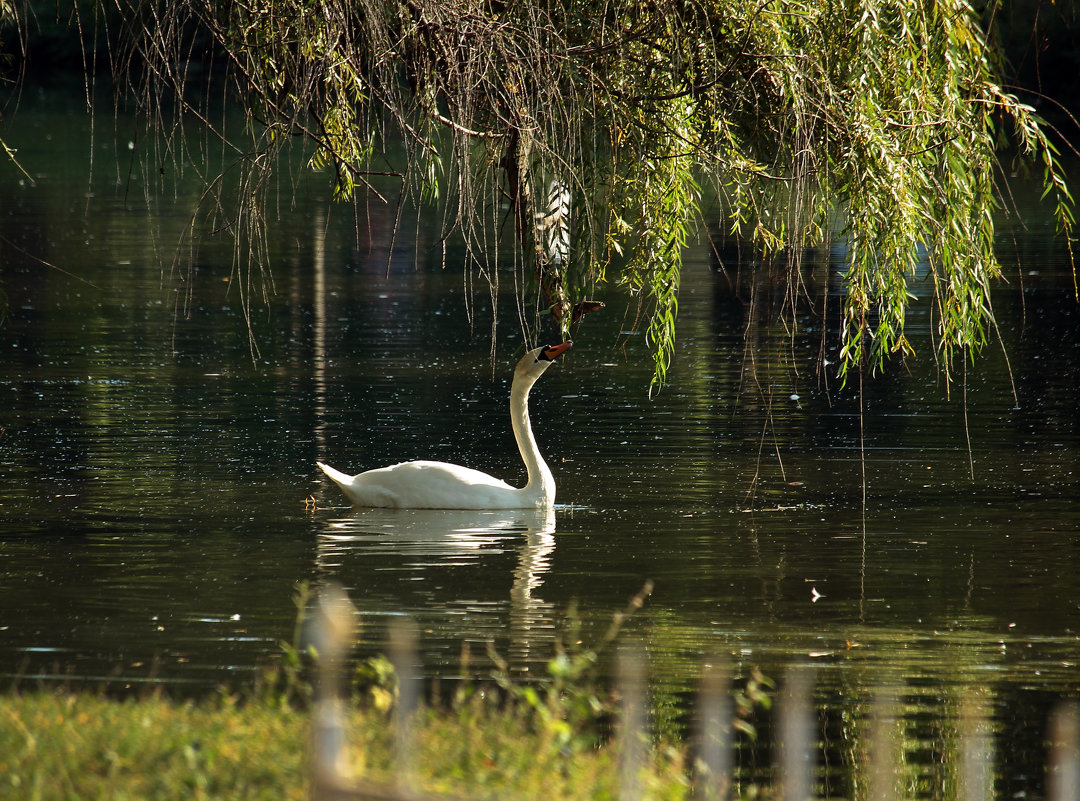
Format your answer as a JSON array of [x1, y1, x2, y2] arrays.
[[1, 691, 307, 800], [0, 586, 747, 801], [0, 687, 693, 801]]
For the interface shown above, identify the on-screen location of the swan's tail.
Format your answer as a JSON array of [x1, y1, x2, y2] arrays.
[[317, 461, 355, 489], [536, 179, 570, 266]]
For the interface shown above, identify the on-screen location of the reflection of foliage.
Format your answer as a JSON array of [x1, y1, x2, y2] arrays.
[[0, 0, 32, 186], [109, 0, 1072, 389], [993, 0, 1080, 112]]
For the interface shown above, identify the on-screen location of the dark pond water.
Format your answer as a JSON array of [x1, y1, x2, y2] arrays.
[[2, 89, 1080, 794]]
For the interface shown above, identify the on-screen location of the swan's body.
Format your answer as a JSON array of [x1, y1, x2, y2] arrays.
[[318, 342, 572, 510]]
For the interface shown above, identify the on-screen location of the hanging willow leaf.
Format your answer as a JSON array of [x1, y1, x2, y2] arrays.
[[105, 0, 1073, 389]]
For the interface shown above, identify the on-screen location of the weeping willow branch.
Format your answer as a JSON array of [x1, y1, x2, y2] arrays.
[[104, 0, 1073, 390]]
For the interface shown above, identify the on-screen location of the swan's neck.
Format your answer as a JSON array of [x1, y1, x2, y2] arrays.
[[510, 376, 555, 505]]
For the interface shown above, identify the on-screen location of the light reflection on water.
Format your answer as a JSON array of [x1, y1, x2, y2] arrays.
[[315, 507, 558, 676], [1, 94, 1079, 794]]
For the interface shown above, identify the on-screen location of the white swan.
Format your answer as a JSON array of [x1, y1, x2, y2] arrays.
[[317, 342, 572, 509]]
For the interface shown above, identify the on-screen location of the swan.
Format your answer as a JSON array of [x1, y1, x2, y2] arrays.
[[317, 342, 572, 509]]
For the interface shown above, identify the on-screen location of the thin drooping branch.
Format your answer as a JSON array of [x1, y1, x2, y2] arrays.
[[104, 0, 1074, 389]]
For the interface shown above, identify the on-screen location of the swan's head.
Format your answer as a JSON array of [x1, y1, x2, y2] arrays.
[[514, 341, 573, 383]]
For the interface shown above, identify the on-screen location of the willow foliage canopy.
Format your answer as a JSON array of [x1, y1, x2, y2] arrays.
[[113, 0, 1072, 389]]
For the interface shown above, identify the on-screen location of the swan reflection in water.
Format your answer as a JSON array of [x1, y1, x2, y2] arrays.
[[315, 506, 558, 675]]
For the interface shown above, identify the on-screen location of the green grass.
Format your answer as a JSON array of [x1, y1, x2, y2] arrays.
[[0, 688, 695, 801], [0, 692, 307, 800], [0, 585, 709, 800]]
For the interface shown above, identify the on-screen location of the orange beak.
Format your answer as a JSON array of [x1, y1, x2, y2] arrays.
[[544, 341, 573, 360]]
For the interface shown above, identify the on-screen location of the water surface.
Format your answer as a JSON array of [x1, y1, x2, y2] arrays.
[[2, 90, 1079, 795]]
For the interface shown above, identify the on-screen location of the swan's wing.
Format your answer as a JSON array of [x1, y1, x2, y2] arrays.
[[326, 460, 522, 509], [318, 461, 402, 508], [385, 461, 515, 488]]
